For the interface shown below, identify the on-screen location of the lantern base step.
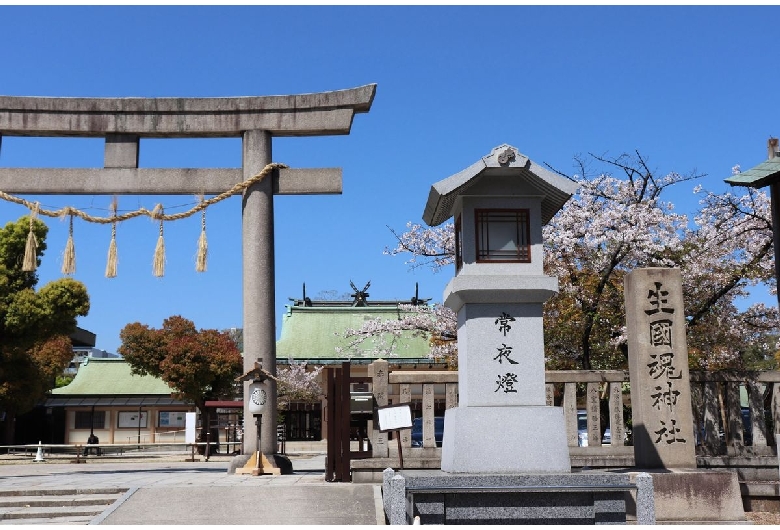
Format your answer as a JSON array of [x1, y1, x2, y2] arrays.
[[235, 451, 281, 475]]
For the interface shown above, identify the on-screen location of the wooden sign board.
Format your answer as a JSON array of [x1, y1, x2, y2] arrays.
[[377, 404, 412, 432]]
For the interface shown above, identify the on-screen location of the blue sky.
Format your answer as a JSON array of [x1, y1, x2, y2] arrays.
[[0, 5, 778, 354]]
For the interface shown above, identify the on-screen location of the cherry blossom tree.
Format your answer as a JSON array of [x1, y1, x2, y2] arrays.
[[385, 222, 455, 272], [361, 152, 778, 371], [276, 360, 323, 409], [679, 183, 777, 369], [340, 304, 458, 367], [542, 152, 695, 369]]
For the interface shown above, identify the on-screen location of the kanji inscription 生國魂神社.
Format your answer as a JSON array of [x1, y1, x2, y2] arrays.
[[625, 268, 696, 469]]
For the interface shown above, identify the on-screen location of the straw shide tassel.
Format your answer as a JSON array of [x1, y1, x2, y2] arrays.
[[61, 215, 76, 275], [105, 198, 118, 278], [153, 213, 166, 278], [196, 206, 207, 272], [105, 229, 118, 278], [22, 202, 40, 272]]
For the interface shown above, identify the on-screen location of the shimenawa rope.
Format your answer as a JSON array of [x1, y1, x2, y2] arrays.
[[9, 162, 286, 276]]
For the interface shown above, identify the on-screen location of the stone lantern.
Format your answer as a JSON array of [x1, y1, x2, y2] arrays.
[[423, 144, 578, 473]]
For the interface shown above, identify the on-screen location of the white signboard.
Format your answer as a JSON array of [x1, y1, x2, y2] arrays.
[[159, 411, 186, 428], [185, 412, 197, 444], [377, 404, 413, 432], [117, 411, 147, 428]]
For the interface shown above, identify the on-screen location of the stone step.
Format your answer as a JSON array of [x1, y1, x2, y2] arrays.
[[0, 488, 126, 497], [0, 515, 94, 525], [0, 494, 120, 508], [0, 505, 111, 520], [0, 487, 127, 524]]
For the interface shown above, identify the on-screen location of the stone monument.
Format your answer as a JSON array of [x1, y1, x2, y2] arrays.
[[624, 268, 746, 523], [625, 268, 696, 469]]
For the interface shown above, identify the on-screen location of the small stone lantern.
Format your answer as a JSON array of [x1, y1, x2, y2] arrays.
[[423, 144, 577, 473]]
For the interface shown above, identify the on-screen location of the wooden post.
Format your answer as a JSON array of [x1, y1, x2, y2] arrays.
[[339, 361, 351, 482], [325, 367, 336, 482], [396, 431, 404, 469]]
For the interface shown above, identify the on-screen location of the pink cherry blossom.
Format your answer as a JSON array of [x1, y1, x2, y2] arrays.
[[360, 152, 777, 370]]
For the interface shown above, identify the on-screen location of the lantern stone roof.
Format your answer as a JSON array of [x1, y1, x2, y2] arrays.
[[423, 144, 578, 227], [724, 158, 780, 188]]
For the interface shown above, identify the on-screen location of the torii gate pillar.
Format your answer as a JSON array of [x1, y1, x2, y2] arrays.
[[242, 130, 277, 455], [0, 85, 377, 461]]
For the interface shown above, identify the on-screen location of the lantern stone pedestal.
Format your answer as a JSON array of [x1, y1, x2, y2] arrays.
[[440, 407, 570, 473], [439, 283, 570, 474]]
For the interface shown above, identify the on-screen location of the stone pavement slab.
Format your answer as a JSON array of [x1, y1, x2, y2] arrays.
[[0, 453, 385, 525], [100, 484, 381, 525]]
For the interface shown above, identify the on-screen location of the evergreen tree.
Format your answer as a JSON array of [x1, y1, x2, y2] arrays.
[[0, 216, 90, 443]]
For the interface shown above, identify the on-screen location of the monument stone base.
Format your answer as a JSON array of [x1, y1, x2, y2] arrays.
[[441, 406, 570, 473], [638, 469, 747, 524], [386, 470, 633, 525]]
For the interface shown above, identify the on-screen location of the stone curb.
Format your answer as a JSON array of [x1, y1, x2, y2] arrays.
[[89, 487, 138, 525]]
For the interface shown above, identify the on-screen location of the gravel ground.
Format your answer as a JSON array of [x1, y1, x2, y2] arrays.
[[746, 511, 780, 525]]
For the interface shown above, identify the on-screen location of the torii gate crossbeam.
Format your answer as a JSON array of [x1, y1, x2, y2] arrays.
[[0, 84, 377, 464]]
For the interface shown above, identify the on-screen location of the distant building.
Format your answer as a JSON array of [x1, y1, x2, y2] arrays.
[[66, 327, 120, 376], [48, 358, 191, 445], [275, 283, 448, 442], [43, 285, 447, 448]]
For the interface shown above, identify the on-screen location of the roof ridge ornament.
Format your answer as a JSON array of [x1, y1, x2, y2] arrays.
[[350, 280, 371, 307], [496, 146, 516, 165]]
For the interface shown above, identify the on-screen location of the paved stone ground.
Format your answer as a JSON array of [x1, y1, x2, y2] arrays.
[[4, 451, 779, 524], [0, 452, 385, 525]]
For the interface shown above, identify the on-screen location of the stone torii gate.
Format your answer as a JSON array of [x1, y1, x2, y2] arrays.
[[0, 85, 376, 462]]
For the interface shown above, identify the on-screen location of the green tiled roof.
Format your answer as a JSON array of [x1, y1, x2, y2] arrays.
[[725, 158, 780, 188], [276, 304, 432, 360], [52, 358, 173, 396]]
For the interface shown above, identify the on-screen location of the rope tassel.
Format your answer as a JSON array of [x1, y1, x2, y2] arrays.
[[22, 202, 40, 272], [106, 226, 118, 278], [105, 198, 118, 278], [196, 205, 207, 273], [61, 215, 76, 275], [0, 163, 287, 276], [153, 212, 166, 278]]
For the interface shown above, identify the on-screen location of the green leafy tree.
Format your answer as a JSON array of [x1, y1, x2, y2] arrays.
[[0, 216, 90, 444], [119, 315, 242, 453]]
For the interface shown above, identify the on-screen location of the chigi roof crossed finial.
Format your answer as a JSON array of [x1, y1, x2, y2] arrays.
[[422, 143, 578, 227]]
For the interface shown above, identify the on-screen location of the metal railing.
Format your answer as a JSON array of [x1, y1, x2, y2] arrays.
[[0, 441, 242, 463]]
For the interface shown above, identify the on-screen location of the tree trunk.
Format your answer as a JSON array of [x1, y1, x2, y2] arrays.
[[197, 405, 210, 456]]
